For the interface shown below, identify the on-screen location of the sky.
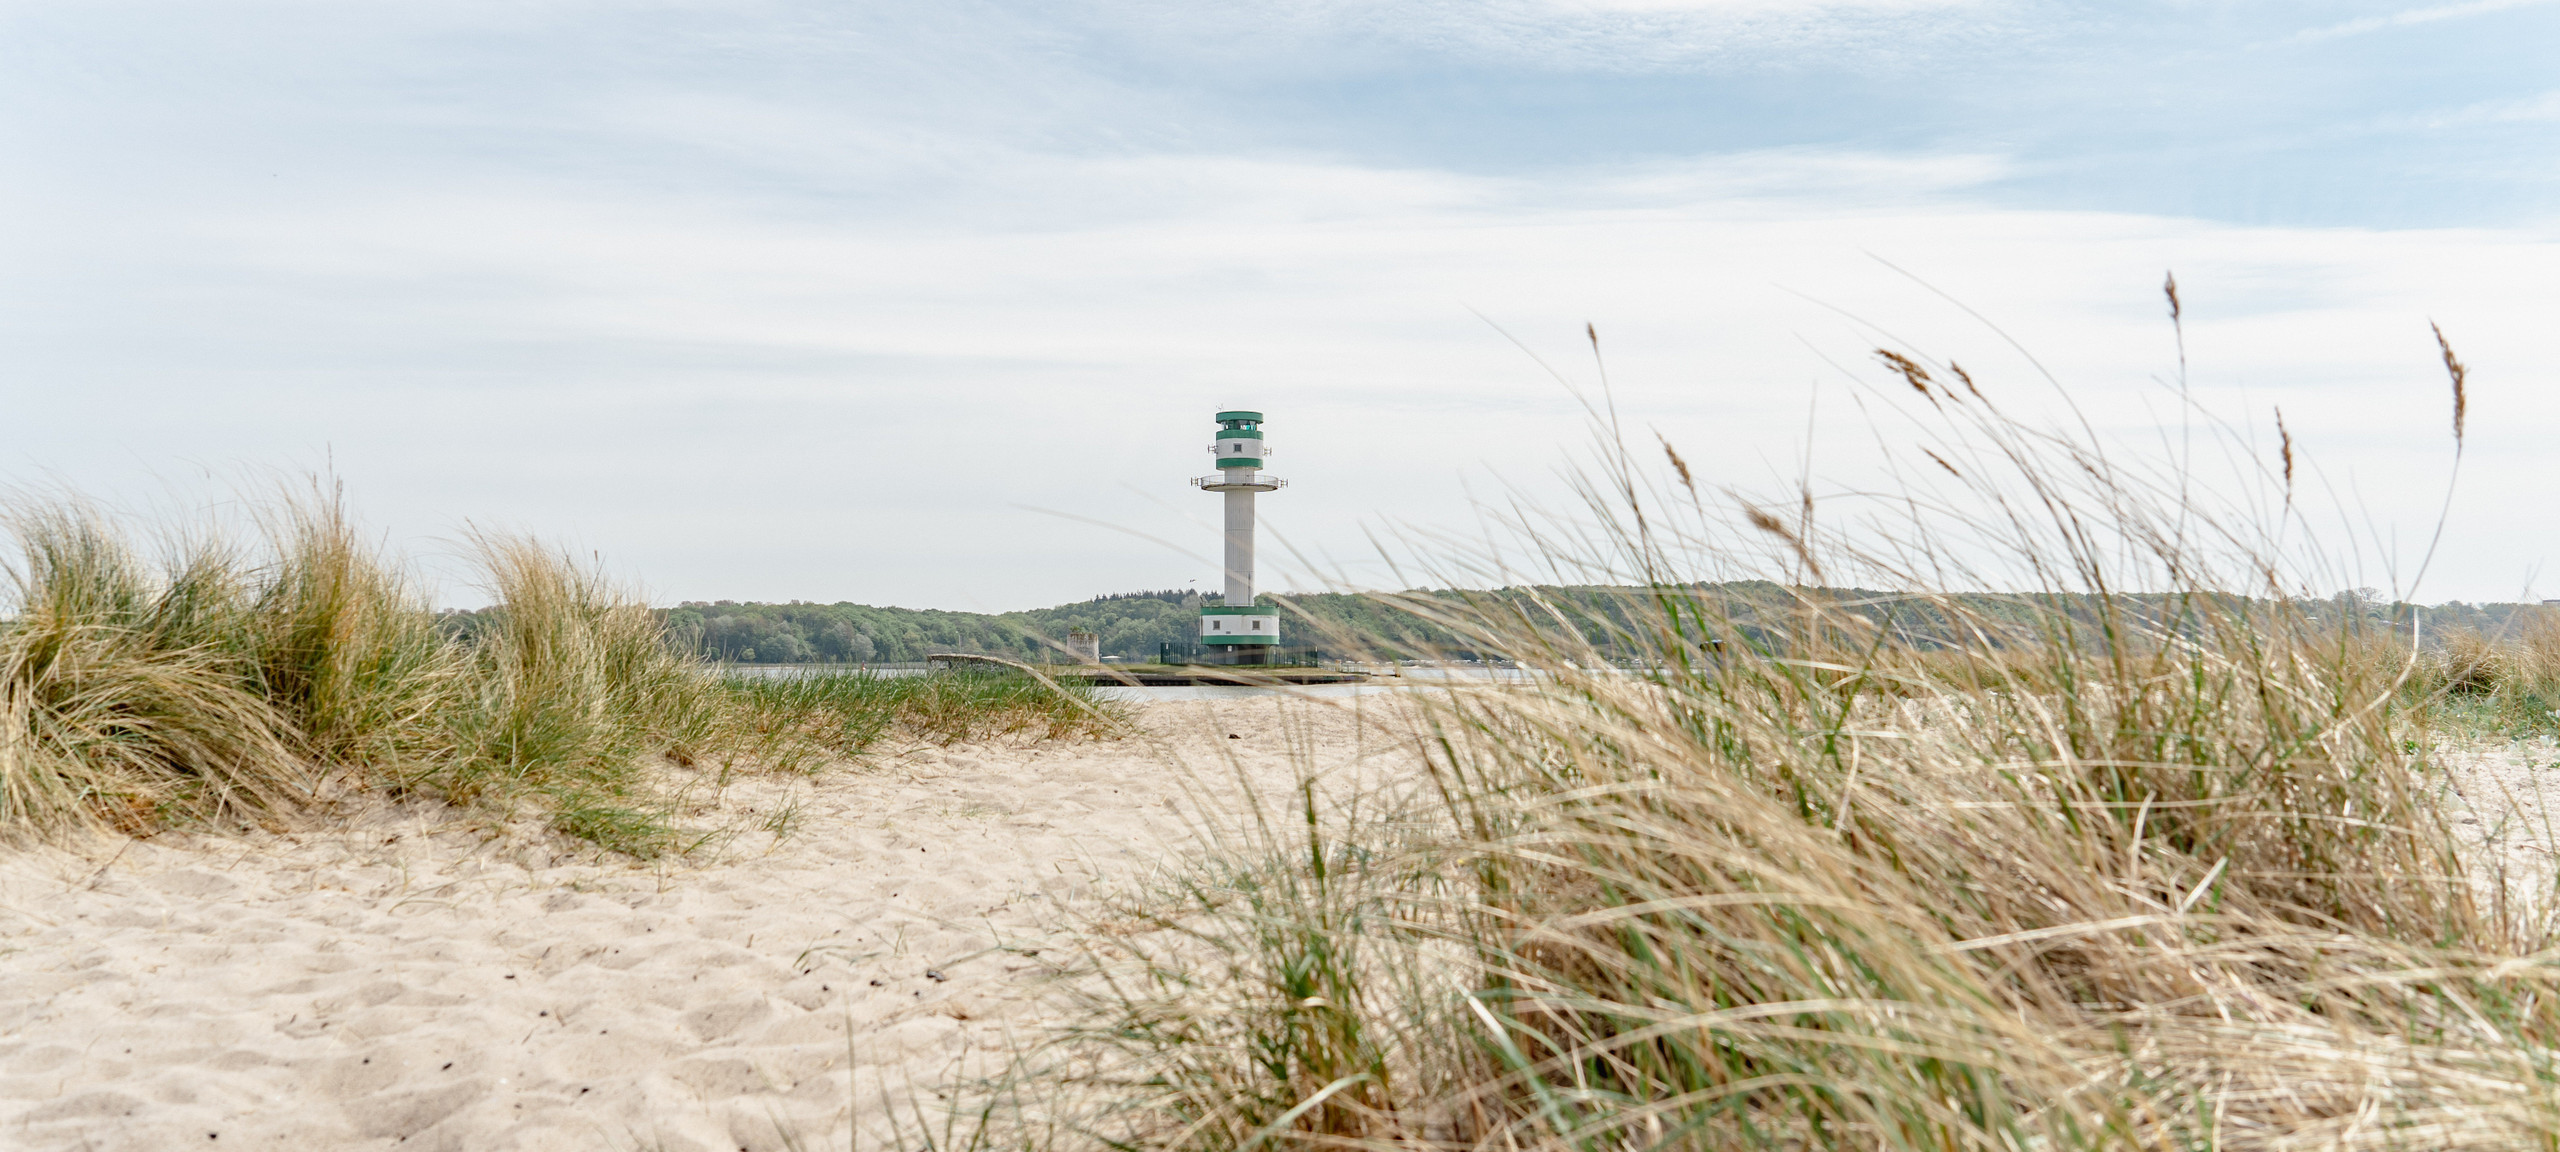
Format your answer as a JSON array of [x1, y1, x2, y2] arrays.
[[3, 0, 2557, 609]]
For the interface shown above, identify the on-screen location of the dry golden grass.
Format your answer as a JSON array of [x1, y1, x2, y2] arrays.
[[247, 481, 465, 774], [0, 502, 306, 837], [0, 485, 1110, 856], [2415, 612, 2560, 736], [959, 318, 2560, 1151], [0, 494, 723, 853]]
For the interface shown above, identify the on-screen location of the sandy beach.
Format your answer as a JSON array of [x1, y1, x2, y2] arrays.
[[13, 684, 2556, 1152], [2438, 733, 2560, 910], [0, 694, 1430, 1152]]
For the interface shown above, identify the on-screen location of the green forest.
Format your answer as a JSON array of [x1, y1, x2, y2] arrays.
[[433, 585, 2558, 666], [647, 589, 1474, 664]]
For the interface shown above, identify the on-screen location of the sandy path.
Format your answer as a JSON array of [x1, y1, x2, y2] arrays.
[[0, 694, 1430, 1152], [2439, 733, 2560, 914]]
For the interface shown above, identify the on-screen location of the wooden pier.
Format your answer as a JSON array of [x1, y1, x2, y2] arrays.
[[924, 653, 1369, 686]]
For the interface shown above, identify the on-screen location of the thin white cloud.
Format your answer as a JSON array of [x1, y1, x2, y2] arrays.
[[2294, 0, 2556, 42], [1050, 0, 2016, 74], [1543, 0, 1976, 10], [2364, 87, 2560, 131]]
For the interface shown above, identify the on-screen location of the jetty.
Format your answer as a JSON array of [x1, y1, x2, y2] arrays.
[[924, 653, 1368, 686]]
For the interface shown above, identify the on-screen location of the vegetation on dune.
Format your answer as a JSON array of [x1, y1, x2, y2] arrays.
[[0, 503, 307, 837], [726, 669, 1123, 773], [946, 311, 2560, 1151], [2413, 610, 2560, 739], [0, 487, 1122, 857]]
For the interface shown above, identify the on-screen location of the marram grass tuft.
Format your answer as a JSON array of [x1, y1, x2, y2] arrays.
[[0, 485, 1113, 855], [433, 533, 731, 855], [0, 503, 303, 837]]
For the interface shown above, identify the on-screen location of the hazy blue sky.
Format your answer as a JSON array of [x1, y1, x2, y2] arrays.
[[5, 1, 2557, 607]]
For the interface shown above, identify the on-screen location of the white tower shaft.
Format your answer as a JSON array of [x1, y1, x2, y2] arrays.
[[1223, 486, 1255, 606]]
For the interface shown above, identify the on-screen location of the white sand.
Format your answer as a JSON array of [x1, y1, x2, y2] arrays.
[[2439, 733, 2560, 911], [0, 695, 1431, 1152]]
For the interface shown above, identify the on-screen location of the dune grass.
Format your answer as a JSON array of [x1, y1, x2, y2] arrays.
[[2411, 613, 2560, 740], [723, 668, 1125, 773], [0, 503, 306, 837], [0, 486, 1117, 856], [425, 533, 735, 855], [248, 483, 465, 776], [959, 322, 2560, 1151]]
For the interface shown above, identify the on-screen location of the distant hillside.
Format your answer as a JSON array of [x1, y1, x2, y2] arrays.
[[432, 587, 2556, 665], [641, 589, 1478, 663], [667, 590, 1217, 663], [430, 587, 1489, 664]]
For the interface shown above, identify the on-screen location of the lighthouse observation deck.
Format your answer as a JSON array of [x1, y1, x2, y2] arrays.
[[1191, 474, 1286, 492]]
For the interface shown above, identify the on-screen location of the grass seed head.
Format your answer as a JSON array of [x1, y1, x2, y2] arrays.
[[2433, 320, 2468, 445]]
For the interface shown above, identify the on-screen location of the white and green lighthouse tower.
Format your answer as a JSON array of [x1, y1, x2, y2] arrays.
[[1192, 410, 1285, 663]]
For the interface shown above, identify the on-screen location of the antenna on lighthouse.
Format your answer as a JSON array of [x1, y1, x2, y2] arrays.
[[1190, 410, 1286, 665]]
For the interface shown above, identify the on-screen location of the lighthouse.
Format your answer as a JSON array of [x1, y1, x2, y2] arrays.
[[1191, 410, 1286, 664]]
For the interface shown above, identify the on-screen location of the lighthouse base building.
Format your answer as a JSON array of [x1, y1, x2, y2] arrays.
[[1197, 604, 1281, 663]]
